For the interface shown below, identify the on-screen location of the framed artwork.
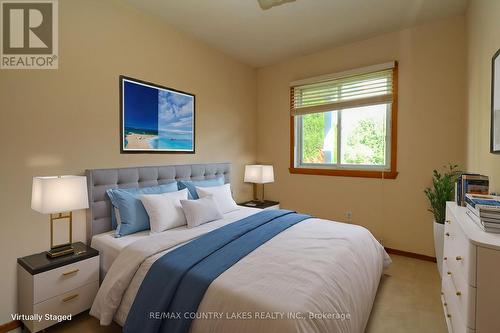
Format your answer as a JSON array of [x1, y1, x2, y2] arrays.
[[120, 76, 195, 153], [491, 49, 500, 153]]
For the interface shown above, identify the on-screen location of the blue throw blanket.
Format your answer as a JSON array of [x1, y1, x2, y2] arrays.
[[124, 209, 310, 333]]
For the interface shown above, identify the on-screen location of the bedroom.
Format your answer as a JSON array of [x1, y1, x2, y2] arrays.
[[1, 0, 499, 332]]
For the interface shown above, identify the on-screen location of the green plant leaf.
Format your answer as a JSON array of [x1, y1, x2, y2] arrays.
[[424, 163, 462, 224]]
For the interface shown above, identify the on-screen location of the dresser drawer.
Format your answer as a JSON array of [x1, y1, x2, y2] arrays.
[[31, 281, 99, 332], [34, 256, 99, 303], [444, 261, 476, 329], [443, 272, 468, 333], [445, 208, 477, 286]]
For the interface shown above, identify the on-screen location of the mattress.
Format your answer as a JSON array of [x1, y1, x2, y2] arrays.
[[91, 230, 151, 279]]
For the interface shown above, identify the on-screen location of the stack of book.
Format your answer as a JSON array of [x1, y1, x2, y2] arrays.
[[456, 174, 489, 207], [465, 194, 500, 233]]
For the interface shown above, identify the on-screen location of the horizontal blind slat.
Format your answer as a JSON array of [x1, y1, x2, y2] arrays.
[[296, 80, 390, 96], [295, 85, 392, 103], [292, 94, 392, 116], [299, 82, 392, 98], [295, 70, 392, 90], [293, 90, 392, 107], [291, 66, 394, 115]]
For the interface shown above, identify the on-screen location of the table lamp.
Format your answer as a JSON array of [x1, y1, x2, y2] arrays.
[[244, 165, 274, 202], [31, 176, 89, 258]]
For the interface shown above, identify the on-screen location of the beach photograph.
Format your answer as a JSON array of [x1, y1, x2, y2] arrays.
[[121, 77, 195, 152]]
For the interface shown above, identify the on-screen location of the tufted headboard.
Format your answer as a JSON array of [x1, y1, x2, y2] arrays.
[[85, 163, 231, 243]]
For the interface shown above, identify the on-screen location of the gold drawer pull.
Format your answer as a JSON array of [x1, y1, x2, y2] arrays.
[[62, 294, 79, 302], [62, 268, 79, 276], [456, 256, 463, 261], [447, 271, 452, 275], [441, 291, 444, 295], [447, 314, 452, 318], [456, 291, 462, 296], [445, 232, 450, 237], [444, 302, 447, 306]]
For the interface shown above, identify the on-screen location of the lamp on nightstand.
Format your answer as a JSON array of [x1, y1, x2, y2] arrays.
[[31, 176, 89, 258], [244, 165, 274, 203]]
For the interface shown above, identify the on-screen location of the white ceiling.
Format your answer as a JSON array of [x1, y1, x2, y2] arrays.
[[123, 0, 468, 68]]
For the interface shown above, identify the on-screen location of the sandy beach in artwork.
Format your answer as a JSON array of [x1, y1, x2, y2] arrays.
[[125, 133, 157, 149]]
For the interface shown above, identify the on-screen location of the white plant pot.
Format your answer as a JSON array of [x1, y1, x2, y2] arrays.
[[433, 221, 444, 277]]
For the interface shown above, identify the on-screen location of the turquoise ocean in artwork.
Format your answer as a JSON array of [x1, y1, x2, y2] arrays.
[[149, 132, 193, 150]]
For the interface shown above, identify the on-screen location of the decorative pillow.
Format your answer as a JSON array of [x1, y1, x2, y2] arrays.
[[113, 207, 122, 227], [110, 203, 119, 229], [109, 185, 178, 229], [140, 189, 189, 233], [196, 183, 238, 214], [180, 195, 223, 228], [177, 176, 225, 199], [106, 182, 179, 237]]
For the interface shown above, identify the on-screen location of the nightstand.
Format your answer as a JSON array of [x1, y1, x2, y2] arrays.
[[17, 242, 99, 332], [239, 200, 280, 210]]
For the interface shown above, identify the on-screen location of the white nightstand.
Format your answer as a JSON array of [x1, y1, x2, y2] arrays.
[[239, 200, 280, 210], [17, 242, 99, 332]]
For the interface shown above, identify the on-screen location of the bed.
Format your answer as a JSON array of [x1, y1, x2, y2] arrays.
[[86, 163, 390, 333]]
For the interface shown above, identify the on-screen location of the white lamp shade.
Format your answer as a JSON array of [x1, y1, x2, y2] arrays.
[[244, 165, 274, 184], [31, 176, 89, 214]]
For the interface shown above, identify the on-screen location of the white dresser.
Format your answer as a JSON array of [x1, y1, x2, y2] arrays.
[[443, 202, 500, 333]]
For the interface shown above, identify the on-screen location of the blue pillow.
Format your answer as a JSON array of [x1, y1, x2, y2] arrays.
[[177, 176, 225, 199], [108, 187, 176, 230], [107, 182, 179, 237]]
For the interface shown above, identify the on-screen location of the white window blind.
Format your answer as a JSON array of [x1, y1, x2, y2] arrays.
[[291, 62, 395, 116]]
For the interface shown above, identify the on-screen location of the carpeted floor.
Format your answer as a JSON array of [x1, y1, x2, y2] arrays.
[[365, 255, 447, 332], [43, 254, 446, 333]]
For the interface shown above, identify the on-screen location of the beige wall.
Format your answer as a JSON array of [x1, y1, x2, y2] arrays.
[[466, 0, 500, 190], [256, 16, 466, 257], [0, 0, 257, 322], [0, 1, 473, 324]]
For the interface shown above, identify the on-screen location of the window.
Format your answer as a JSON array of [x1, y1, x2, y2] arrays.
[[290, 62, 398, 179]]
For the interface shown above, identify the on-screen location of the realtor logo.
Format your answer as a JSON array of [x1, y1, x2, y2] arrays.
[[1, 0, 58, 69]]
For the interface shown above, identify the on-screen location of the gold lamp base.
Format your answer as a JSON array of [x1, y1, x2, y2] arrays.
[[46, 212, 74, 258], [252, 183, 267, 203], [46, 244, 74, 258]]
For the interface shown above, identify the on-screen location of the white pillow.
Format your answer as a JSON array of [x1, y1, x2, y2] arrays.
[[196, 183, 238, 214], [180, 195, 223, 228], [140, 189, 189, 233]]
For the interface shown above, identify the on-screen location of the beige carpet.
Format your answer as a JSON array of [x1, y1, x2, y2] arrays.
[[365, 255, 447, 332], [45, 254, 446, 333]]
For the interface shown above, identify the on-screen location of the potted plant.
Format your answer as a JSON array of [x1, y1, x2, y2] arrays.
[[424, 164, 461, 277]]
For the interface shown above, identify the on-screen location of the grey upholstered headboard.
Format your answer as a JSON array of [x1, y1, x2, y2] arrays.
[[85, 163, 231, 243]]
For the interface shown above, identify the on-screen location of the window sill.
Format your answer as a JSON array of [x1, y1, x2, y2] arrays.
[[289, 167, 398, 179]]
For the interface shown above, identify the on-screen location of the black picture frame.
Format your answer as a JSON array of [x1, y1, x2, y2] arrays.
[[491, 49, 500, 153], [119, 75, 196, 154]]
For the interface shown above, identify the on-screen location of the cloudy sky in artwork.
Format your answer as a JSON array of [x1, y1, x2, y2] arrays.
[[158, 90, 194, 136]]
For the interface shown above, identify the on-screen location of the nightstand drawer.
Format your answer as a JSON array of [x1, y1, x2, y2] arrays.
[[31, 281, 99, 332], [34, 256, 99, 303]]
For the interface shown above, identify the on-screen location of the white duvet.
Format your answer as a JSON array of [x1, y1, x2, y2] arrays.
[[90, 207, 390, 333]]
